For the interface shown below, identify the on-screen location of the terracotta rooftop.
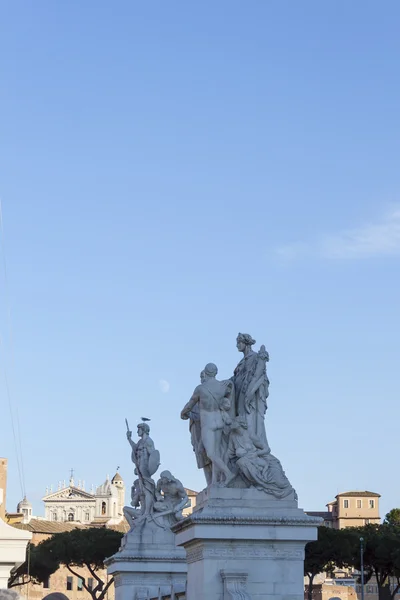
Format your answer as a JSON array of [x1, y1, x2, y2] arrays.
[[12, 519, 85, 534], [109, 519, 130, 533], [89, 518, 130, 533], [336, 491, 380, 498], [184, 487, 198, 496]]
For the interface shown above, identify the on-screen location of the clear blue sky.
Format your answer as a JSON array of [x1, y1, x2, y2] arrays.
[[1, 1, 399, 519]]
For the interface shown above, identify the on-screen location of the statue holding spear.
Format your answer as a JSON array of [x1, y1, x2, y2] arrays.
[[124, 417, 160, 522]]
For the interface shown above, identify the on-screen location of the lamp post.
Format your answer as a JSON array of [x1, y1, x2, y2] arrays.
[[360, 537, 365, 600]]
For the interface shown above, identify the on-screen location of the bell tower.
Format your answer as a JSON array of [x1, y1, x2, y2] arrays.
[[111, 471, 125, 517]]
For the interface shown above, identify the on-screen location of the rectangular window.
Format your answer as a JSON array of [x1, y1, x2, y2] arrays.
[[77, 578, 83, 591], [88, 578, 94, 591], [367, 585, 373, 593], [344, 499, 349, 508], [67, 577, 73, 591], [369, 500, 375, 509], [43, 577, 50, 589], [357, 500, 362, 508], [365, 519, 370, 525]]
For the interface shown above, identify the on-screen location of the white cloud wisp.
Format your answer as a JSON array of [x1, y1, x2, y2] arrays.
[[275, 206, 400, 261]]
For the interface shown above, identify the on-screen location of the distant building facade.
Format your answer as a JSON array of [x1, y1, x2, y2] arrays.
[[11, 519, 128, 600], [183, 488, 197, 516], [306, 491, 380, 529], [305, 490, 385, 600], [42, 472, 125, 525], [0, 458, 7, 521], [3, 457, 198, 600], [11, 484, 198, 600]]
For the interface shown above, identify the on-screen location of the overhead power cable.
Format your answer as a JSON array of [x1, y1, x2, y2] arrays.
[[0, 197, 26, 499]]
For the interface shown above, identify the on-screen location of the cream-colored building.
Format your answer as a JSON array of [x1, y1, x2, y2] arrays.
[[0, 459, 7, 521], [3, 457, 198, 598], [41, 473, 125, 525], [307, 491, 380, 529], [11, 519, 127, 600], [182, 487, 197, 517], [305, 491, 384, 600], [11, 487, 198, 600]]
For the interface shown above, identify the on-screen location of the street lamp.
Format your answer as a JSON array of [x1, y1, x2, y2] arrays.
[[360, 537, 365, 600]]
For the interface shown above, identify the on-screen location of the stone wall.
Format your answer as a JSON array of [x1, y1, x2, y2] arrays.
[[14, 563, 114, 600], [305, 584, 357, 600]]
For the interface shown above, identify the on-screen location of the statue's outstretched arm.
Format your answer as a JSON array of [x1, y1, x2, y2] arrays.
[[126, 430, 137, 451]]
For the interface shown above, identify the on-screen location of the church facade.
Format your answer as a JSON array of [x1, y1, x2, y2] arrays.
[[42, 472, 125, 525]]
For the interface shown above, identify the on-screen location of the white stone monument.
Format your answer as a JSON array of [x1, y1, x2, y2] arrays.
[[106, 420, 188, 600], [0, 489, 32, 589], [174, 333, 321, 600]]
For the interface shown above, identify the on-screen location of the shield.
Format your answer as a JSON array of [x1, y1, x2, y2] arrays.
[[148, 449, 160, 476]]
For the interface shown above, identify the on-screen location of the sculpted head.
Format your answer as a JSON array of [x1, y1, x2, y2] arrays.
[[137, 422, 150, 436], [204, 363, 218, 379], [236, 333, 256, 352], [160, 470, 174, 483], [231, 416, 248, 431]]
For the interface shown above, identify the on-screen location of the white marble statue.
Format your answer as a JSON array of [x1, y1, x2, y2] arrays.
[[227, 417, 292, 498], [181, 363, 234, 487], [153, 470, 189, 526], [180, 334, 295, 499], [107, 421, 188, 599], [123, 419, 189, 532], [185, 370, 212, 485], [234, 333, 270, 446], [123, 470, 145, 527], [125, 421, 159, 520]]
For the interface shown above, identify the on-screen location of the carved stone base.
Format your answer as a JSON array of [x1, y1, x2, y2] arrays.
[[173, 487, 321, 600], [106, 519, 187, 600]]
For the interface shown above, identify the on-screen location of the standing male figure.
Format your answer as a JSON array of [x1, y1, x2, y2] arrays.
[[185, 370, 212, 485], [126, 422, 159, 518], [181, 363, 233, 486]]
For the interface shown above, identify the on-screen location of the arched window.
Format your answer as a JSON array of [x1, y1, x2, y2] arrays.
[[68, 513, 74, 521], [101, 501, 106, 515]]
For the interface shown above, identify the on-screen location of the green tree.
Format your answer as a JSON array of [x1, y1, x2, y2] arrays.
[[9, 528, 123, 600], [385, 510, 400, 527], [346, 524, 400, 600], [8, 541, 59, 588], [304, 527, 351, 600]]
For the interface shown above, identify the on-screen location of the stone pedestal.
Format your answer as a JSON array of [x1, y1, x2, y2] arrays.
[[173, 487, 321, 600], [106, 518, 187, 600]]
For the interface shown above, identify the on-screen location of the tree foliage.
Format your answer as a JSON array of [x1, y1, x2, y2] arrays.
[[9, 528, 123, 600], [304, 527, 352, 600], [385, 510, 400, 527], [8, 542, 59, 588], [345, 524, 400, 600]]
